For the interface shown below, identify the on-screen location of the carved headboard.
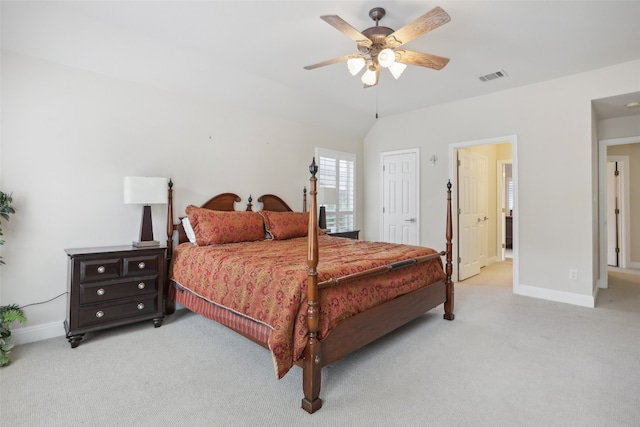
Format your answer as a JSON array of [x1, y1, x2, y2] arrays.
[[167, 186, 307, 248]]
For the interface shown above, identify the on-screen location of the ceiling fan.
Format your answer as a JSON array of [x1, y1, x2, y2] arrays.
[[304, 6, 451, 88]]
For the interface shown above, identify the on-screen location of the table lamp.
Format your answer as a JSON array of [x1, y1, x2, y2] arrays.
[[124, 176, 168, 247], [317, 186, 337, 232]]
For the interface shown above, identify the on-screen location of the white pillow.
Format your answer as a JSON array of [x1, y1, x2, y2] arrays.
[[181, 217, 197, 244]]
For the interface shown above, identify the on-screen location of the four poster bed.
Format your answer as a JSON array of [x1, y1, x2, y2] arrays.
[[164, 159, 454, 413]]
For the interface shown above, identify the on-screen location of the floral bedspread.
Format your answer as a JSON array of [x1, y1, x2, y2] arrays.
[[170, 234, 446, 378]]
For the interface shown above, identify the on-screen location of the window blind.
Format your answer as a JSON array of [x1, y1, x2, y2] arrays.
[[316, 148, 356, 232]]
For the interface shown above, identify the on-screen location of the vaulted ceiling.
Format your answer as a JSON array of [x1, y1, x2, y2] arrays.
[[3, 1, 640, 137]]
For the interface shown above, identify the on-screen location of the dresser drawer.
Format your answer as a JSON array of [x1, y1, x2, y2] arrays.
[[77, 297, 158, 328], [80, 257, 121, 282], [65, 245, 166, 347], [79, 276, 158, 304], [123, 254, 160, 277]]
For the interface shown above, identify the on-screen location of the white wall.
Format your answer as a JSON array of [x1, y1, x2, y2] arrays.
[[0, 51, 362, 342], [3, 51, 639, 343], [598, 116, 640, 140], [364, 59, 640, 307]]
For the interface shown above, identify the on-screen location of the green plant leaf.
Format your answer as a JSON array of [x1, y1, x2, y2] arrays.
[[0, 352, 11, 367], [0, 305, 27, 324]]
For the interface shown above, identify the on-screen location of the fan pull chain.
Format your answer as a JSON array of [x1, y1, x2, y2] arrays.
[[375, 87, 379, 119]]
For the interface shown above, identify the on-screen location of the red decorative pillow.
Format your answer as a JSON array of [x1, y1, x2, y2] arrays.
[[185, 205, 265, 245], [259, 211, 309, 240]]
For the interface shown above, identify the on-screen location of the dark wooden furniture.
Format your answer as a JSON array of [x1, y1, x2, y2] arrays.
[[165, 159, 453, 414], [64, 245, 166, 348], [326, 230, 360, 239], [506, 215, 513, 248]]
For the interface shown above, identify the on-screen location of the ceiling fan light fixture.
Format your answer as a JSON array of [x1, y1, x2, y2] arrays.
[[378, 48, 396, 68], [347, 57, 366, 76], [361, 65, 378, 86], [389, 62, 407, 79], [304, 6, 451, 88]]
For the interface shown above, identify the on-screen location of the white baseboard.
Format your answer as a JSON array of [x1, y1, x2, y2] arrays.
[[10, 305, 185, 345], [11, 321, 65, 346], [598, 277, 608, 289], [628, 261, 640, 270], [515, 284, 595, 308], [486, 256, 499, 266]]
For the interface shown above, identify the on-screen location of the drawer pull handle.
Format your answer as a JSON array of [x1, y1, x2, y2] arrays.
[[137, 303, 145, 310], [138, 262, 146, 270], [97, 266, 106, 274], [96, 310, 104, 318], [138, 282, 146, 290], [96, 288, 105, 296]]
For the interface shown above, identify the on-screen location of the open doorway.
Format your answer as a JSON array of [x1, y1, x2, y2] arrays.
[[606, 157, 628, 268], [449, 135, 518, 291], [498, 161, 514, 260], [598, 138, 639, 289]]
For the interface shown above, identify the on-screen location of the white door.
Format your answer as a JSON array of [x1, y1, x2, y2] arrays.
[[499, 163, 507, 261], [478, 155, 488, 268], [458, 149, 488, 281], [606, 161, 619, 266], [382, 151, 419, 244]]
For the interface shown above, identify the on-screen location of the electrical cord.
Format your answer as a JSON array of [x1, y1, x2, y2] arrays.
[[18, 292, 68, 309]]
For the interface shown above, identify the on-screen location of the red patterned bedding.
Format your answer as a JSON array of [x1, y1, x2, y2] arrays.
[[170, 234, 446, 378]]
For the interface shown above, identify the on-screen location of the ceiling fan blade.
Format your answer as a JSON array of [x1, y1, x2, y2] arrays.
[[304, 54, 361, 70], [321, 15, 373, 49], [385, 6, 450, 48], [394, 50, 450, 70]]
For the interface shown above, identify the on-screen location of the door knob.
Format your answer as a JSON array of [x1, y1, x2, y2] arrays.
[[404, 218, 416, 223]]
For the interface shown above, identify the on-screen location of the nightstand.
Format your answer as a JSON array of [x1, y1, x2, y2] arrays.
[[64, 245, 166, 348], [326, 230, 360, 240]]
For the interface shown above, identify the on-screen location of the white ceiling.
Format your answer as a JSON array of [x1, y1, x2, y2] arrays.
[[2, 1, 640, 137]]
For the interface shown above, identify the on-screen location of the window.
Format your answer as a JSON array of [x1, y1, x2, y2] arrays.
[[315, 148, 356, 232]]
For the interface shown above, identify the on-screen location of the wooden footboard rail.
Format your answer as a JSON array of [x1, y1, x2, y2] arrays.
[[317, 251, 446, 290], [302, 158, 454, 413]]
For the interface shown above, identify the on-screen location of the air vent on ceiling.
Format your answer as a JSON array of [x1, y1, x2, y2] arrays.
[[478, 70, 508, 82]]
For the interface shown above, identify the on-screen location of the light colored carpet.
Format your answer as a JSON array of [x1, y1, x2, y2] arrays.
[[1, 262, 638, 426]]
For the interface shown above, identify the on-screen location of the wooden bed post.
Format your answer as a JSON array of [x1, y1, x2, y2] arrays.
[[165, 179, 176, 315], [303, 187, 307, 212], [444, 180, 455, 320], [302, 158, 322, 414], [166, 179, 174, 258]]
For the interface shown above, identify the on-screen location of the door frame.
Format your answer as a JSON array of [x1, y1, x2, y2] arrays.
[[497, 159, 513, 262], [598, 136, 637, 288], [380, 148, 420, 244], [449, 135, 519, 291]]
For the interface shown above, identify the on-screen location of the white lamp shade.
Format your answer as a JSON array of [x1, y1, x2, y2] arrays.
[[389, 62, 407, 79], [124, 177, 168, 205], [361, 66, 378, 86], [318, 186, 338, 205], [378, 48, 396, 68], [347, 57, 366, 75]]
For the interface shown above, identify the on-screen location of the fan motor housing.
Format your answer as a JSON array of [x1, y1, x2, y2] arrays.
[[360, 26, 394, 52]]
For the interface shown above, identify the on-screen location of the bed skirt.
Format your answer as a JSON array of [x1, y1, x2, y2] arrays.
[[172, 281, 272, 345]]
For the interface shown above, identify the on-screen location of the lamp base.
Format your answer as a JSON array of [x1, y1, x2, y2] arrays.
[[133, 240, 160, 248], [319, 206, 327, 230]]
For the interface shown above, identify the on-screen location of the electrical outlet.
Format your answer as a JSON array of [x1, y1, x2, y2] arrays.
[[569, 269, 578, 280]]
